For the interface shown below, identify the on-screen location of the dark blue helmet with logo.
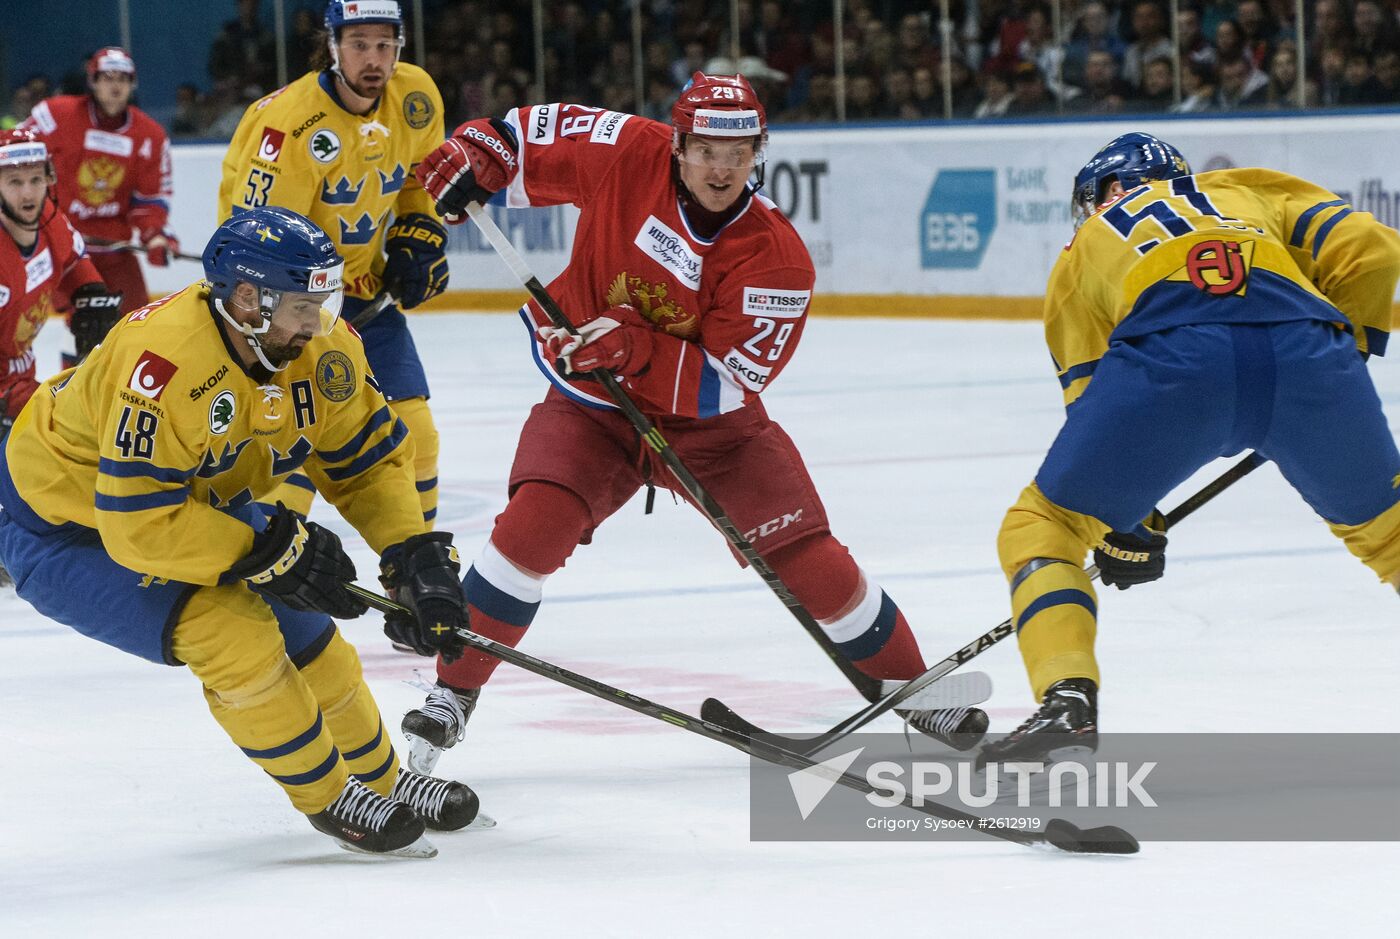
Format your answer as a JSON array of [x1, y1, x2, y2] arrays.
[[204, 206, 344, 302], [203, 207, 346, 370], [324, 0, 403, 36], [1072, 132, 1191, 228]]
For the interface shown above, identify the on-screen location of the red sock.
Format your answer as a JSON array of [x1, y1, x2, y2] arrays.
[[437, 482, 591, 691], [766, 534, 927, 681]]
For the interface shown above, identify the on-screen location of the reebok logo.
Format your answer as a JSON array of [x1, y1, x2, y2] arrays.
[[463, 126, 516, 169]]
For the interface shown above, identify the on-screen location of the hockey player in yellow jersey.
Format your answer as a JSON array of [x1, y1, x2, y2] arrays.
[[0, 207, 479, 856], [979, 133, 1400, 767], [218, 0, 447, 532]]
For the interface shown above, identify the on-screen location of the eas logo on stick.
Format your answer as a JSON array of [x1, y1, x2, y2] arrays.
[[128, 351, 178, 401]]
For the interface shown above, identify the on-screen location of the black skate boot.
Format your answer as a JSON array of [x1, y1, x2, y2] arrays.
[[975, 677, 1098, 770], [402, 684, 479, 775], [392, 770, 492, 831], [307, 778, 435, 858], [0, 558, 13, 589], [897, 706, 990, 751]]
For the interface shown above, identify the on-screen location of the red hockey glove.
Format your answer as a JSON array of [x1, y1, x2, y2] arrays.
[[537, 305, 655, 378], [415, 118, 518, 223], [139, 229, 178, 267]]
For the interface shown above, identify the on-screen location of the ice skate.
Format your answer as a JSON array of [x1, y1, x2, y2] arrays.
[[402, 684, 478, 774], [307, 778, 435, 858], [975, 678, 1098, 770]]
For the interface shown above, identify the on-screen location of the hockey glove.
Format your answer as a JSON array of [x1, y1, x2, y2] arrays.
[[382, 213, 449, 310], [414, 118, 518, 223], [227, 502, 369, 620], [139, 228, 179, 267], [70, 282, 124, 359], [379, 533, 469, 662], [1093, 509, 1168, 590], [537, 305, 655, 379]]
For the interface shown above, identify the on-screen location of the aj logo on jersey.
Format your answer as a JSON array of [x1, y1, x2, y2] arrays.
[[1181, 239, 1254, 296], [128, 351, 178, 401]]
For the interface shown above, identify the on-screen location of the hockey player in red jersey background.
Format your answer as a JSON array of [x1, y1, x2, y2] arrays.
[[0, 128, 120, 587], [22, 47, 177, 329], [399, 72, 988, 770], [0, 129, 120, 438]]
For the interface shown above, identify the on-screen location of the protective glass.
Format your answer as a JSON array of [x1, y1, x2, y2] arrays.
[[675, 136, 767, 169], [257, 283, 344, 338]]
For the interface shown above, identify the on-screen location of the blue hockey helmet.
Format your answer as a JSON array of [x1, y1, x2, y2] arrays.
[[324, 1, 404, 78], [1071, 132, 1191, 228], [203, 207, 346, 371]]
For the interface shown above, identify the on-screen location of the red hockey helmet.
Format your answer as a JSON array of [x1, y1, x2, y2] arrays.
[[87, 46, 137, 83], [672, 72, 767, 140], [0, 128, 58, 230]]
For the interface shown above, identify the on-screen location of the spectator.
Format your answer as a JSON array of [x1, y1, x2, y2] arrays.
[[170, 82, 206, 137], [1339, 51, 1388, 104], [894, 13, 939, 73], [1354, 0, 1400, 57], [1177, 7, 1217, 69], [789, 72, 837, 121], [1236, 0, 1277, 70], [973, 69, 1015, 118], [1064, 1, 1127, 87], [1374, 49, 1400, 102], [1317, 43, 1350, 105], [1172, 58, 1217, 112], [1074, 48, 1133, 113], [1122, 1, 1173, 89], [884, 68, 920, 119], [1264, 44, 1307, 108], [1214, 55, 1269, 109], [845, 73, 882, 120], [1308, 0, 1353, 69], [912, 65, 942, 117], [1214, 18, 1246, 65], [1005, 61, 1056, 115], [671, 40, 709, 89], [1019, 3, 1074, 102], [1133, 56, 1176, 111], [208, 0, 277, 96]]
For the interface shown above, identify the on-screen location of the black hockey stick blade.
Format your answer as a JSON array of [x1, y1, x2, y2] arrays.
[[1040, 818, 1140, 855]]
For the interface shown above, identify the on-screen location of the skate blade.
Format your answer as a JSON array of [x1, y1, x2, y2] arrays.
[[337, 834, 439, 859], [404, 734, 444, 776], [880, 671, 993, 710], [464, 811, 497, 831]]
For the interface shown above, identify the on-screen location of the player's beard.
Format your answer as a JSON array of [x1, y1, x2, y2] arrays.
[[260, 332, 312, 365], [0, 196, 43, 231], [346, 69, 387, 99]]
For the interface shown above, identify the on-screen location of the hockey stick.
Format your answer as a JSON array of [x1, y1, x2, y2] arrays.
[[348, 291, 399, 329], [347, 583, 1136, 854], [702, 451, 1268, 755], [84, 238, 203, 263], [463, 200, 894, 703]]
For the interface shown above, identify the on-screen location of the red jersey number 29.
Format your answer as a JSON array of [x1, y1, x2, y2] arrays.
[[742, 318, 794, 362]]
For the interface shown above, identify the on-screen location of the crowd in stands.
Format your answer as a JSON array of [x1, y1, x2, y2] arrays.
[[5, 0, 1400, 138]]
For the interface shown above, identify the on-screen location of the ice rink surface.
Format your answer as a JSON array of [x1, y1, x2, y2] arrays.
[[3, 311, 1396, 936]]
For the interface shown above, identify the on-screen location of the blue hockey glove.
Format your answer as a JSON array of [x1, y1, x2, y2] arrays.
[[382, 213, 449, 310]]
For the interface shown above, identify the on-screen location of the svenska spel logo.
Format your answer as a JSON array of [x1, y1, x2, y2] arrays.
[[127, 351, 178, 401]]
